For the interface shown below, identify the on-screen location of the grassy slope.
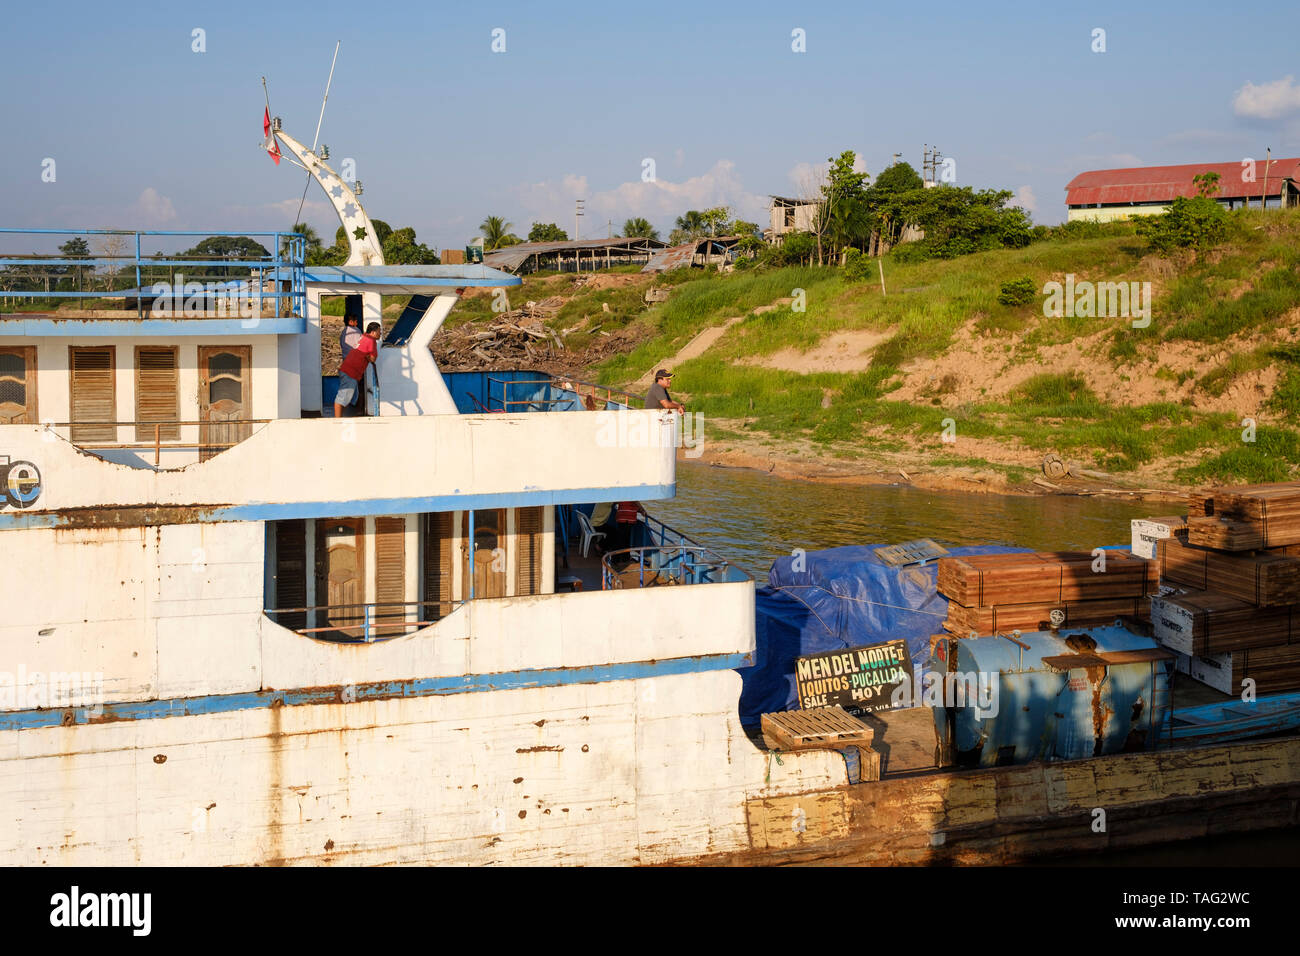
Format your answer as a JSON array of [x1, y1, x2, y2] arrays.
[[592, 209, 1300, 487]]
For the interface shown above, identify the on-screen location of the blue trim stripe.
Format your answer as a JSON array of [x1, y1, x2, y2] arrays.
[[0, 317, 305, 337], [0, 483, 676, 531], [0, 651, 752, 731]]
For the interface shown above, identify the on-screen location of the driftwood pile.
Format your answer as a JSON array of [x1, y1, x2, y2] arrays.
[[434, 299, 568, 370]]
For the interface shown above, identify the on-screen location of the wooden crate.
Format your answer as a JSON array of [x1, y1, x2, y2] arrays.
[[761, 706, 875, 752]]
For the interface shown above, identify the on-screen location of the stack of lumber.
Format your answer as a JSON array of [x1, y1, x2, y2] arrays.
[[946, 597, 1149, 635], [1148, 483, 1300, 694], [939, 551, 1155, 636], [1150, 590, 1299, 656], [1155, 535, 1300, 605], [1187, 481, 1300, 550], [1186, 645, 1300, 695]]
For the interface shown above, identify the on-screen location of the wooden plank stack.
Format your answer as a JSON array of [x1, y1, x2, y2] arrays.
[[1144, 482, 1300, 695], [1187, 481, 1300, 550], [939, 551, 1155, 636]]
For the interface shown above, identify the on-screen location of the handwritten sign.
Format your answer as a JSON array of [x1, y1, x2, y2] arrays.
[[795, 640, 914, 715]]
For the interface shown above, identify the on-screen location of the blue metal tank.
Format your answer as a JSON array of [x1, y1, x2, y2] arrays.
[[930, 624, 1172, 768]]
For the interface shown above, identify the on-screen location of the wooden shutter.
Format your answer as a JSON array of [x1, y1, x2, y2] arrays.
[[0, 346, 37, 425], [422, 512, 453, 622], [375, 516, 407, 636], [135, 346, 179, 441], [69, 346, 115, 443], [273, 520, 307, 630], [515, 506, 544, 596]]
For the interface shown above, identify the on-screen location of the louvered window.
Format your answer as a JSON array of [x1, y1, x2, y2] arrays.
[[422, 512, 453, 622], [69, 346, 116, 443], [0, 347, 36, 425], [273, 520, 307, 630], [374, 516, 407, 635], [135, 346, 179, 441], [515, 506, 544, 595]]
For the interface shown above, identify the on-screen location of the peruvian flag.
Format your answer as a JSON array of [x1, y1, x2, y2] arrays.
[[262, 107, 281, 165]]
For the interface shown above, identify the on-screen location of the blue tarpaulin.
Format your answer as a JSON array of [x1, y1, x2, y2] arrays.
[[738, 544, 1030, 725]]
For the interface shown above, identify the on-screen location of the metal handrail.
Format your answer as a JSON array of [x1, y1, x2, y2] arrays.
[[0, 228, 305, 319], [264, 599, 463, 644], [600, 544, 748, 590], [486, 376, 639, 412], [39, 419, 272, 466]]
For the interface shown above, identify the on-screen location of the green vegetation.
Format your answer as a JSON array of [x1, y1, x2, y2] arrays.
[[527, 222, 568, 242], [997, 276, 1037, 306], [622, 218, 660, 241], [584, 206, 1300, 486], [1135, 195, 1228, 253]]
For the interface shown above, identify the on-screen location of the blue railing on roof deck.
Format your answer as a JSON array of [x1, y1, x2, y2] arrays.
[[441, 371, 640, 414], [0, 228, 306, 319]]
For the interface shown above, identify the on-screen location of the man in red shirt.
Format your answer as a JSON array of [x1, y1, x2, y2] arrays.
[[333, 321, 381, 418]]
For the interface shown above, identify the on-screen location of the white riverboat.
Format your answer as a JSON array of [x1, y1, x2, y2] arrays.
[[0, 123, 844, 866]]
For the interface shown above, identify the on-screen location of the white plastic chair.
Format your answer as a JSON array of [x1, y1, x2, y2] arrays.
[[575, 510, 606, 558]]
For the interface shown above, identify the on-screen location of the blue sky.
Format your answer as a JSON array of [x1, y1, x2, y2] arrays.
[[4, 0, 1300, 251]]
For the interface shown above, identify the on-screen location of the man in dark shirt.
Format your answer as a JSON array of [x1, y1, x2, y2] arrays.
[[644, 369, 684, 412]]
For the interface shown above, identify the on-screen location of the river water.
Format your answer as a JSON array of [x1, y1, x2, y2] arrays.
[[654, 460, 1152, 578], [653, 461, 1300, 866]]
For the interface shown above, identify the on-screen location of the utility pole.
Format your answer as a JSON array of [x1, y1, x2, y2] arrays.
[[575, 199, 585, 241], [922, 145, 943, 186], [1262, 147, 1273, 211]]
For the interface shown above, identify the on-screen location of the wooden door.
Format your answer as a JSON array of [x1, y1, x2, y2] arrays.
[[198, 345, 250, 461], [315, 518, 366, 639], [462, 509, 507, 600], [0, 347, 37, 425]]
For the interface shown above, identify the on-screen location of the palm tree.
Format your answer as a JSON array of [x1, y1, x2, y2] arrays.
[[480, 215, 517, 251], [674, 210, 707, 239], [281, 222, 324, 263], [622, 217, 660, 241]]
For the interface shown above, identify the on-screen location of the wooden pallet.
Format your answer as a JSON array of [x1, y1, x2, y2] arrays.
[[875, 538, 949, 568], [761, 706, 875, 752]]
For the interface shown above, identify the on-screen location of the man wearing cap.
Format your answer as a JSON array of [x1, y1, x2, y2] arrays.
[[645, 369, 685, 412]]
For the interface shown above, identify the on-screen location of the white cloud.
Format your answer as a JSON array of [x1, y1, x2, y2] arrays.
[[1014, 185, 1037, 215], [133, 187, 176, 225], [1233, 75, 1300, 119], [509, 162, 767, 233]]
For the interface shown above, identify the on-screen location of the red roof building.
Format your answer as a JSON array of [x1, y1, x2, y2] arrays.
[[1064, 159, 1300, 221]]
